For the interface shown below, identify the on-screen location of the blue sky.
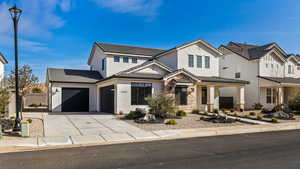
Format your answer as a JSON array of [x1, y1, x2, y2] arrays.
[[0, 0, 300, 82]]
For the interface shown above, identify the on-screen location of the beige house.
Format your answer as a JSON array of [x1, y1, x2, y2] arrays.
[[47, 39, 248, 114]]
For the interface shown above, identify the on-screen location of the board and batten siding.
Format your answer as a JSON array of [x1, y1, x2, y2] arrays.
[[259, 53, 285, 78], [49, 83, 97, 112]]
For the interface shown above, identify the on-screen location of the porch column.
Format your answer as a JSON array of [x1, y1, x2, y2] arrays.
[[207, 85, 215, 112], [278, 87, 284, 105], [236, 86, 245, 110]]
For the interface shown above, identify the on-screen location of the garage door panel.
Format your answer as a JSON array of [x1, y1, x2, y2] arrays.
[[62, 88, 89, 112]]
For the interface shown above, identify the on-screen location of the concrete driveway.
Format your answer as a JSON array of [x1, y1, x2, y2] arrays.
[[24, 112, 145, 137]]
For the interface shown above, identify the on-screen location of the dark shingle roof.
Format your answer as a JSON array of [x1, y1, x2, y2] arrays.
[[120, 59, 174, 73], [221, 42, 279, 60], [96, 42, 166, 56], [0, 52, 8, 64], [258, 76, 300, 84], [197, 76, 249, 84], [47, 68, 103, 84]]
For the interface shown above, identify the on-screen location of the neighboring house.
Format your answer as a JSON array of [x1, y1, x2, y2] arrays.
[[219, 42, 300, 109], [0, 52, 8, 87], [47, 39, 248, 113]]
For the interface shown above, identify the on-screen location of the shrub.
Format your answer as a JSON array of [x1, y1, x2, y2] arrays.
[[213, 109, 219, 114], [261, 108, 270, 114], [220, 109, 226, 113], [240, 109, 244, 112], [271, 104, 283, 112], [0, 88, 10, 113], [236, 118, 241, 121], [119, 111, 124, 115], [200, 116, 205, 120], [176, 110, 187, 117], [31, 87, 43, 93], [29, 103, 39, 108], [288, 94, 300, 111], [126, 108, 146, 120], [165, 119, 177, 125], [230, 109, 235, 113], [146, 93, 175, 118], [204, 112, 209, 116], [212, 120, 219, 123], [26, 118, 33, 124], [257, 115, 263, 120], [249, 112, 256, 116], [224, 111, 229, 115], [10, 116, 16, 120], [234, 113, 238, 116], [244, 114, 251, 118], [191, 109, 200, 114], [271, 117, 278, 123], [253, 103, 263, 110]]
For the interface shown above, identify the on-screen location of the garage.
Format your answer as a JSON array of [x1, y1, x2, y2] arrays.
[[62, 88, 89, 112]]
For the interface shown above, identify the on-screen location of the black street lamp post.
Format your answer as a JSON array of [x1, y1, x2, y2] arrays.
[[9, 5, 22, 132]]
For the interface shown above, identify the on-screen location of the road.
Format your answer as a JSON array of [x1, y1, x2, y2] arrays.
[[1, 130, 300, 169]]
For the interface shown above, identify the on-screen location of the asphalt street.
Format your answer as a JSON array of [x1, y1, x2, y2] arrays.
[[1, 130, 300, 169]]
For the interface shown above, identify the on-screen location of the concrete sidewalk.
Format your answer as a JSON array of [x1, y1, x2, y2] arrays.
[[1, 122, 300, 150]]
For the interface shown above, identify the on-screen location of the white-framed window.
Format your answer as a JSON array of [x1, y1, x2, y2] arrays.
[[266, 88, 276, 104], [132, 57, 138, 63], [188, 55, 194, 67], [235, 72, 241, 78], [123, 56, 129, 63], [114, 56, 120, 62], [197, 55, 202, 68], [101, 58, 106, 71], [205, 56, 210, 68]]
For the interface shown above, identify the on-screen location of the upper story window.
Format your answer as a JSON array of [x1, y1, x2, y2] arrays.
[[131, 82, 152, 105], [205, 56, 210, 68], [132, 57, 138, 63], [123, 56, 129, 63], [197, 55, 202, 68], [101, 58, 106, 71], [114, 56, 120, 62], [188, 55, 194, 67], [288, 65, 292, 74], [235, 72, 241, 78]]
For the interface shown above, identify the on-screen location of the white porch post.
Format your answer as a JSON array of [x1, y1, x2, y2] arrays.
[[278, 87, 284, 105], [207, 85, 215, 112], [236, 86, 245, 110]]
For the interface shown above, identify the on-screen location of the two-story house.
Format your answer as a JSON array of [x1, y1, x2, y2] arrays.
[[47, 39, 248, 114], [219, 42, 300, 110]]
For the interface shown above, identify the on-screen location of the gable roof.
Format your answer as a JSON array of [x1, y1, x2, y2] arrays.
[[121, 59, 173, 74], [220, 42, 287, 61], [95, 42, 166, 56], [0, 52, 8, 64], [47, 68, 103, 84], [163, 69, 201, 82], [258, 76, 300, 85], [155, 38, 223, 58]]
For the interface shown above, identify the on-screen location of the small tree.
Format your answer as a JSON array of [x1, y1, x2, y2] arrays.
[[288, 94, 300, 111], [32, 87, 43, 93], [146, 93, 176, 118], [0, 88, 10, 113]]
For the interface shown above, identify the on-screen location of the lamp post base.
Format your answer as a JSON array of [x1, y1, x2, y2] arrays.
[[13, 118, 21, 132]]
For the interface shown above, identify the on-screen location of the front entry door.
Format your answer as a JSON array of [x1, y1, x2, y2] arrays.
[[100, 85, 114, 113]]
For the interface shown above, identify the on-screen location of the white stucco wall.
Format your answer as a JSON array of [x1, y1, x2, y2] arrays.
[[219, 47, 259, 109], [50, 83, 97, 112], [177, 43, 220, 77], [115, 80, 163, 114], [90, 47, 107, 77]]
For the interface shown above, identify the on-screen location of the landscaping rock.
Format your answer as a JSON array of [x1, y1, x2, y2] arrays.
[[264, 111, 294, 120]]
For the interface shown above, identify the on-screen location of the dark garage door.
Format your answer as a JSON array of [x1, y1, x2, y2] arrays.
[[62, 88, 89, 112], [219, 97, 234, 109], [100, 85, 114, 113]]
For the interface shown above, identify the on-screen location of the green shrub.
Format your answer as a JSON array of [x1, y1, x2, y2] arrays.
[[261, 108, 270, 114], [166, 119, 177, 125], [253, 103, 263, 110], [271, 117, 278, 123], [244, 114, 251, 118], [212, 120, 219, 123], [32, 87, 43, 93], [200, 116, 205, 120], [236, 118, 241, 121], [10, 116, 15, 120], [0, 88, 10, 113], [126, 108, 146, 120], [146, 93, 175, 118], [191, 109, 200, 114], [29, 103, 39, 108], [256, 115, 263, 120], [176, 110, 187, 117], [26, 118, 33, 124], [249, 112, 256, 116], [204, 112, 209, 115], [224, 111, 229, 115], [213, 109, 219, 114]]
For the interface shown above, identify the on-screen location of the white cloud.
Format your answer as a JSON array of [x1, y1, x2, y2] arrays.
[[91, 0, 162, 19]]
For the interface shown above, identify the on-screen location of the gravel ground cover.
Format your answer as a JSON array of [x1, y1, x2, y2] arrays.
[[124, 114, 248, 131]]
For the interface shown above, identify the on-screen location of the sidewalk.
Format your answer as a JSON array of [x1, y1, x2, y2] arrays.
[[1, 122, 300, 153]]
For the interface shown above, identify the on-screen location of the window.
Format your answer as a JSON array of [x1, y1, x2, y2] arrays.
[[114, 56, 120, 62], [101, 59, 106, 71], [266, 63, 268, 68], [288, 65, 292, 74], [188, 55, 194, 67], [197, 55, 202, 68], [201, 87, 207, 104], [131, 83, 152, 105], [132, 57, 138, 63], [266, 88, 276, 104], [123, 57, 129, 63], [205, 56, 210, 68], [175, 86, 188, 105], [235, 72, 241, 78]]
